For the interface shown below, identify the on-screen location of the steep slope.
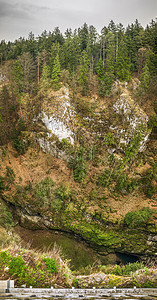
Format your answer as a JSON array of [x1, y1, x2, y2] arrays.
[[0, 79, 157, 264]]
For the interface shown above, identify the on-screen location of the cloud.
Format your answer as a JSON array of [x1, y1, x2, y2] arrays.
[[0, 0, 156, 41], [0, 0, 53, 22], [0, 1, 31, 20]]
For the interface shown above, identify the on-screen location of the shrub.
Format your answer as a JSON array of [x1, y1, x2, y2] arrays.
[[113, 262, 144, 276], [6, 166, 15, 184], [12, 136, 28, 155], [115, 172, 136, 194], [148, 115, 157, 134], [105, 132, 116, 147], [0, 176, 4, 193], [70, 147, 87, 183], [0, 207, 13, 229], [124, 207, 153, 228], [140, 163, 157, 198], [97, 169, 113, 187], [43, 257, 58, 273], [55, 184, 72, 202], [12, 119, 29, 155], [100, 261, 145, 277], [35, 177, 55, 203]]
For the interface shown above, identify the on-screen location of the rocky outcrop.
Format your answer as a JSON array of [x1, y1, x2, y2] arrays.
[[12, 204, 157, 262], [35, 82, 150, 160]]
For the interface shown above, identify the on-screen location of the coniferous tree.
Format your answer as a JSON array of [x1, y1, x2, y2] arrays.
[[116, 37, 131, 81], [78, 50, 90, 95], [138, 63, 150, 95], [96, 57, 106, 96], [51, 53, 61, 90], [100, 32, 115, 95], [78, 23, 89, 51], [40, 64, 51, 91], [96, 57, 105, 80], [62, 30, 81, 72]]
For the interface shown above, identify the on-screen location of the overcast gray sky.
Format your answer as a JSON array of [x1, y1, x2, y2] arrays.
[[0, 0, 157, 42]]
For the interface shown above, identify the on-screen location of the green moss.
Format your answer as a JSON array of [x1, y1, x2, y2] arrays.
[[124, 207, 154, 228]]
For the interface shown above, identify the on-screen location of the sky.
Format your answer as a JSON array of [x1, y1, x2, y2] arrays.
[[0, 0, 157, 42]]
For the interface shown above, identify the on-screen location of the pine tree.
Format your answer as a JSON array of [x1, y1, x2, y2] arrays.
[[116, 37, 131, 81], [79, 50, 89, 95], [40, 64, 51, 90], [96, 57, 105, 80], [100, 32, 115, 95], [78, 23, 89, 51], [139, 63, 150, 94], [105, 32, 115, 78], [51, 53, 61, 90]]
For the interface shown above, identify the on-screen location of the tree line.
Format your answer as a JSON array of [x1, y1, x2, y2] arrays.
[[0, 19, 156, 95], [0, 19, 157, 147]]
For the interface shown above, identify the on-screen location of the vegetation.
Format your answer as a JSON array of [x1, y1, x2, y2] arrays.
[[69, 146, 87, 183], [124, 207, 154, 228], [0, 244, 157, 288], [0, 245, 72, 287], [0, 18, 157, 288], [0, 201, 13, 230]]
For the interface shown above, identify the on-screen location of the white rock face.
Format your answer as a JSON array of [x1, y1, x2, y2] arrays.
[[41, 111, 74, 144], [37, 87, 75, 157], [37, 83, 150, 158], [42, 87, 74, 144], [112, 92, 149, 152]]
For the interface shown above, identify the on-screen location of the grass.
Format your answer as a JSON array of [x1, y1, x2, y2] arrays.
[[0, 242, 157, 288], [0, 243, 72, 288]]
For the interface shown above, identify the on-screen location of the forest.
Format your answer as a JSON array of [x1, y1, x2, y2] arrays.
[[0, 19, 157, 288], [0, 19, 157, 144]]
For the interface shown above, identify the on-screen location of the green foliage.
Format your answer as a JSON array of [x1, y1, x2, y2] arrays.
[[70, 147, 87, 183], [0, 251, 25, 276], [148, 115, 157, 134], [0, 202, 13, 229], [138, 63, 150, 94], [55, 184, 72, 202], [0, 176, 4, 193], [0, 111, 2, 123], [43, 257, 58, 273], [78, 50, 90, 95], [5, 166, 15, 184], [140, 163, 157, 198], [17, 119, 26, 132], [113, 262, 144, 276], [0, 245, 72, 288], [144, 279, 157, 288], [115, 172, 136, 194], [97, 169, 113, 187], [124, 207, 153, 228], [87, 144, 97, 162], [12, 119, 29, 155], [51, 53, 61, 90], [122, 130, 143, 167], [8, 254, 25, 274], [12, 136, 28, 155], [35, 177, 55, 208], [40, 64, 51, 90], [96, 57, 105, 80], [72, 278, 78, 287], [116, 37, 131, 81], [0, 251, 52, 288], [105, 132, 116, 147]]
